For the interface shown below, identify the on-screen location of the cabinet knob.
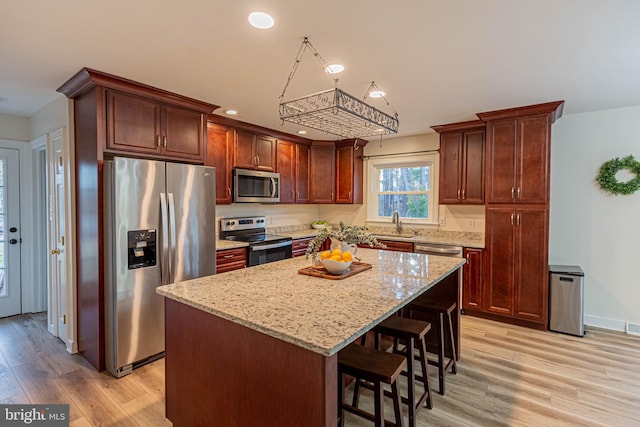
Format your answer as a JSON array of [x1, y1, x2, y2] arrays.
[[510, 213, 514, 225], [517, 213, 521, 226], [163, 136, 167, 148], [457, 189, 461, 200], [462, 189, 466, 199], [517, 187, 521, 199], [348, 191, 352, 199], [331, 192, 334, 201], [296, 191, 299, 199], [157, 135, 161, 147], [511, 187, 515, 200], [227, 188, 231, 196]]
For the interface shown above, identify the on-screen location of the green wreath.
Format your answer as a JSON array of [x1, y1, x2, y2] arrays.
[[596, 155, 640, 195]]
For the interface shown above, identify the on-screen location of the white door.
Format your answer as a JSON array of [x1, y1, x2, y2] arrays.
[[47, 133, 68, 342], [0, 148, 21, 318]]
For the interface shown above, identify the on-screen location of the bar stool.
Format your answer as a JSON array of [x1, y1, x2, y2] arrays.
[[338, 343, 405, 427], [406, 298, 457, 395], [369, 316, 433, 427]]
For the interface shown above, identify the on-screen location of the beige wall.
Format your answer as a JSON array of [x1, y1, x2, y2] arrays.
[[0, 113, 29, 141], [550, 106, 640, 330], [29, 95, 70, 140]]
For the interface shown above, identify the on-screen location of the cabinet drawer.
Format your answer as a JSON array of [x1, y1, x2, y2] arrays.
[[216, 260, 247, 274], [379, 240, 414, 252], [216, 248, 247, 265], [292, 237, 313, 257]]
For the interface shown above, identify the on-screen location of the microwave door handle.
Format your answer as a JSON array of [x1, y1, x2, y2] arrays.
[[270, 177, 277, 198]]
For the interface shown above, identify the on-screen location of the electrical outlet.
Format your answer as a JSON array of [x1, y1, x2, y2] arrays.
[[466, 218, 475, 228], [439, 217, 446, 226]]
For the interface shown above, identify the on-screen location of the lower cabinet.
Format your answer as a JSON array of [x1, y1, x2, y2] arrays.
[[462, 248, 483, 310], [359, 240, 414, 253], [292, 237, 313, 257], [483, 206, 549, 325], [216, 247, 247, 273]]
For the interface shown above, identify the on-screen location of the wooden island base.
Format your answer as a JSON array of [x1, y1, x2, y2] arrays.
[[165, 299, 338, 427]]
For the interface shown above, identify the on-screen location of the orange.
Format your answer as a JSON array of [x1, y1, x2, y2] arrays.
[[331, 249, 342, 256], [320, 250, 331, 260], [330, 255, 343, 262], [342, 251, 353, 262]]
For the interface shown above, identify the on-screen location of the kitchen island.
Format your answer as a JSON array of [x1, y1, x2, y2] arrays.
[[157, 248, 465, 426]]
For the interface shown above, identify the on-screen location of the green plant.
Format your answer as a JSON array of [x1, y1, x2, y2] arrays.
[[596, 155, 640, 195], [305, 222, 386, 260]]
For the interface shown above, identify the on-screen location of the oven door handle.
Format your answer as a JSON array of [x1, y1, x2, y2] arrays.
[[251, 241, 292, 251]]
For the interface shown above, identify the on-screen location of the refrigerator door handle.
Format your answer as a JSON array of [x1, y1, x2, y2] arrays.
[[168, 192, 177, 284], [160, 192, 169, 286]]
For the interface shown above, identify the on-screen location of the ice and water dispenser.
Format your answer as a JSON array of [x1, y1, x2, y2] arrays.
[[127, 229, 157, 269]]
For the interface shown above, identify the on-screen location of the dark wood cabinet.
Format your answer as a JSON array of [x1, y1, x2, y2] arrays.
[[462, 248, 483, 311], [483, 114, 553, 205], [292, 237, 313, 257], [368, 240, 414, 252], [310, 142, 335, 203], [216, 247, 247, 273], [205, 122, 235, 204], [277, 140, 310, 204], [484, 206, 548, 324], [234, 131, 276, 172], [106, 90, 205, 162], [432, 120, 485, 205], [335, 140, 365, 204]]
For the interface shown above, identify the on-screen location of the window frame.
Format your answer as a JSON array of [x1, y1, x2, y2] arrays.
[[366, 153, 439, 225]]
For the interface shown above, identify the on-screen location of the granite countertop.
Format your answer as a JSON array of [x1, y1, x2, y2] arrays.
[[216, 240, 249, 250], [157, 248, 465, 356]]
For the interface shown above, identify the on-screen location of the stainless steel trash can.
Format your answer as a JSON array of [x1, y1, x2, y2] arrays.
[[549, 265, 585, 337]]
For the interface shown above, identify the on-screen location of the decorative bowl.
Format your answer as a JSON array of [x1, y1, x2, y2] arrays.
[[311, 223, 326, 229], [320, 258, 352, 275]]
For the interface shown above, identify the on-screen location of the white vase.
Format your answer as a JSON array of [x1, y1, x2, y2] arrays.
[[329, 238, 358, 256]]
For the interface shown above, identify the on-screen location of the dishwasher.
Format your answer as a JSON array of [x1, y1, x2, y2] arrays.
[[414, 243, 464, 309]]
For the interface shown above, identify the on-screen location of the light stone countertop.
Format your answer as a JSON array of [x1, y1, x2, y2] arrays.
[[216, 239, 249, 250], [157, 248, 465, 356]]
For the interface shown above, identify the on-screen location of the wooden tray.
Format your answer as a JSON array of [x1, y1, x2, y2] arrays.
[[298, 261, 372, 280]]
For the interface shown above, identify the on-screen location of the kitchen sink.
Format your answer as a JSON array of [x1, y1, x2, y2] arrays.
[[372, 233, 417, 239]]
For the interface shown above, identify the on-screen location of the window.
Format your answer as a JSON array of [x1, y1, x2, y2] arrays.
[[367, 154, 438, 224]]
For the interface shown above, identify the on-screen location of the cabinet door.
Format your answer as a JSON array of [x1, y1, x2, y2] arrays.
[[517, 115, 550, 204], [162, 105, 205, 161], [484, 207, 515, 315], [206, 123, 234, 204], [463, 248, 483, 310], [295, 144, 310, 203], [310, 144, 335, 203], [461, 130, 485, 204], [255, 135, 277, 172], [486, 119, 517, 203], [235, 131, 257, 169], [335, 145, 355, 203], [514, 207, 549, 323], [277, 140, 296, 204], [106, 90, 160, 155], [439, 132, 463, 204]]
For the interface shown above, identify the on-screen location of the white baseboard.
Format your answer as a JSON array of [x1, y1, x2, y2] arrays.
[[584, 314, 626, 332]]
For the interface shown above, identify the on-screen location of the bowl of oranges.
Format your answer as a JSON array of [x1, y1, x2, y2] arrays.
[[319, 248, 354, 275]]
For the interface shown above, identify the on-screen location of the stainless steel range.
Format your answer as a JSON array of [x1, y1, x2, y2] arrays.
[[220, 216, 292, 266]]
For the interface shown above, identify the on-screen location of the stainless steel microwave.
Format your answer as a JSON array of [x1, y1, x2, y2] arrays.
[[233, 168, 280, 203]]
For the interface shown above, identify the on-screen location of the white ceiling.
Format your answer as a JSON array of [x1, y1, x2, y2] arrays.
[[2, 0, 640, 139]]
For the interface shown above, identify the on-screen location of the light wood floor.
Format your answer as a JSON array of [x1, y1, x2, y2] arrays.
[[1, 313, 639, 426]]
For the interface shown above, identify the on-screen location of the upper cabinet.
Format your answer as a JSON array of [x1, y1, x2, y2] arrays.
[[205, 122, 235, 204], [277, 140, 310, 204], [310, 142, 336, 203], [478, 101, 564, 205], [432, 120, 485, 205], [335, 140, 366, 204], [234, 131, 277, 172]]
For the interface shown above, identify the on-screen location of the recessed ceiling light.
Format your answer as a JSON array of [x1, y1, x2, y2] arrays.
[[248, 12, 274, 29], [325, 64, 344, 74], [225, 109, 238, 115], [369, 90, 386, 98], [297, 130, 307, 135]]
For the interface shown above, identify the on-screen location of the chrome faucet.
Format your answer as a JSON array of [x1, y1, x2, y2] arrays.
[[391, 210, 403, 234]]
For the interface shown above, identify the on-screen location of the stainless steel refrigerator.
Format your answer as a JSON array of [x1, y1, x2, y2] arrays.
[[104, 157, 216, 378]]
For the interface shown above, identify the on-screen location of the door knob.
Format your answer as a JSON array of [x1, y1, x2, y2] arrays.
[[50, 248, 61, 255]]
